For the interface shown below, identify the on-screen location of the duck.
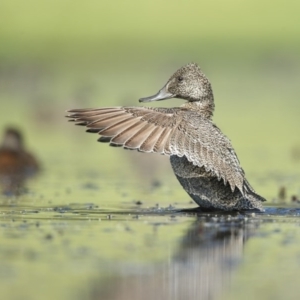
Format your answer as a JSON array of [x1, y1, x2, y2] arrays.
[[66, 63, 266, 211], [0, 127, 39, 179]]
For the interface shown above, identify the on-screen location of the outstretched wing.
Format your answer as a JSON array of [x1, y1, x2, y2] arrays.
[[67, 106, 245, 193]]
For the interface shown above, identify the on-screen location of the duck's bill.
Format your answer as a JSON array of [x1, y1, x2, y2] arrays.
[[139, 86, 174, 103]]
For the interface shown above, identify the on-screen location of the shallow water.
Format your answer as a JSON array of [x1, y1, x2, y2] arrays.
[[1, 203, 300, 300]]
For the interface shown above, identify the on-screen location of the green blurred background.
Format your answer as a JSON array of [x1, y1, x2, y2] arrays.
[[0, 0, 299, 200], [0, 2, 300, 300]]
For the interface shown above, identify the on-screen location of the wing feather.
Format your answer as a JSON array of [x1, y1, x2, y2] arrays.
[[139, 126, 166, 152], [88, 113, 133, 129], [98, 118, 140, 137], [154, 128, 173, 154], [124, 123, 157, 149]]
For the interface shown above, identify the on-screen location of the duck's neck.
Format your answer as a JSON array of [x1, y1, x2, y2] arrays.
[[181, 99, 215, 120]]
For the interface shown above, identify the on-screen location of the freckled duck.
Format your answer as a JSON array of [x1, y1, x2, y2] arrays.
[[66, 63, 266, 211]]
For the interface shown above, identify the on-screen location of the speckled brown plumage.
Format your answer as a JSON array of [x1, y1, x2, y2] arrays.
[[66, 63, 266, 211]]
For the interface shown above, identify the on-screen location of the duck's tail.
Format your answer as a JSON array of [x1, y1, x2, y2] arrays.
[[241, 179, 266, 211]]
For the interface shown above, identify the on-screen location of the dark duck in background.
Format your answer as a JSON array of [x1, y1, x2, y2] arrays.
[[0, 128, 39, 195]]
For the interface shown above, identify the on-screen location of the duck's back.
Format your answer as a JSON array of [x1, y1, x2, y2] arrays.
[[168, 110, 246, 192], [170, 110, 265, 210]]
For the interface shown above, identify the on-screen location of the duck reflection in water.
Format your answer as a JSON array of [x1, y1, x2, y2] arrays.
[[0, 127, 39, 196], [90, 214, 259, 300]]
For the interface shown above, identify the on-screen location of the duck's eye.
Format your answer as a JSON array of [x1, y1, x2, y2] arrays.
[[177, 76, 184, 82]]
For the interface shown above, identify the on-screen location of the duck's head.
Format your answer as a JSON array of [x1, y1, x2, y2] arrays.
[[139, 63, 214, 103], [1, 128, 23, 151]]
